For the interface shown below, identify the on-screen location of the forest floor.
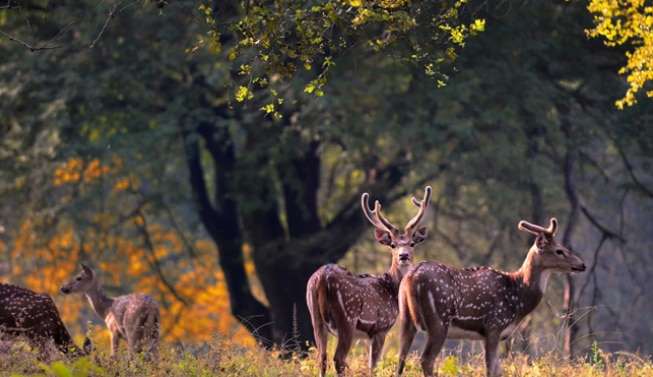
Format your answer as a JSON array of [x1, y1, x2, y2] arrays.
[[1, 333, 651, 377]]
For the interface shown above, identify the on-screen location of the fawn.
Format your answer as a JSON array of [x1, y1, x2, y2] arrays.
[[60, 263, 160, 361]]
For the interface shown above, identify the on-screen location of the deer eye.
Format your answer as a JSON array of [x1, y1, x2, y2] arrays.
[[555, 249, 564, 255], [409, 242, 416, 247], [390, 243, 396, 248], [76, 277, 82, 281]]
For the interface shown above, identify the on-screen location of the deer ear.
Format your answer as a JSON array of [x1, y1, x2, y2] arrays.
[[412, 226, 428, 244], [81, 263, 94, 276], [374, 229, 392, 246], [535, 234, 550, 250]]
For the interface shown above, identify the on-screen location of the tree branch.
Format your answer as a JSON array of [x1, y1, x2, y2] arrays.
[[0, 28, 61, 51], [580, 205, 626, 243], [134, 208, 190, 306], [618, 148, 653, 198]]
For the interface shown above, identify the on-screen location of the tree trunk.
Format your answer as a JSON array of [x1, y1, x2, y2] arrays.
[[183, 97, 416, 349], [183, 120, 275, 347], [561, 119, 581, 360], [252, 204, 379, 349]]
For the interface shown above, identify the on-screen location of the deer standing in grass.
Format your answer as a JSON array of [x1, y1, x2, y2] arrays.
[[306, 186, 432, 377], [395, 218, 586, 377], [0, 283, 91, 358], [60, 263, 160, 361]]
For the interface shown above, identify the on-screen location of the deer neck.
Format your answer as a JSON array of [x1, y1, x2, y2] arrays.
[[84, 281, 115, 319], [386, 262, 411, 291], [511, 250, 550, 315]]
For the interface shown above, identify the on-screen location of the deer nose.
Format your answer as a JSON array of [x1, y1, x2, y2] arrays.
[[60, 287, 70, 294], [573, 263, 586, 272], [399, 252, 410, 261]]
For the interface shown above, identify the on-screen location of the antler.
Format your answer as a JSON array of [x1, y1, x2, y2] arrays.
[[405, 186, 432, 233], [361, 193, 399, 235], [518, 217, 558, 236]]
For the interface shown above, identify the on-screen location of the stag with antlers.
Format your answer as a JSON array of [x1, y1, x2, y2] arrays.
[[395, 218, 586, 377], [306, 186, 432, 377]]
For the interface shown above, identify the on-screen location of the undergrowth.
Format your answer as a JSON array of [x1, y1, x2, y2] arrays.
[[1, 336, 652, 377]]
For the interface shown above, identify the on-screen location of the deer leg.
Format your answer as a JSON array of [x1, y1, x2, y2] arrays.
[[484, 335, 502, 377], [314, 322, 329, 377], [109, 330, 120, 357], [396, 316, 417, 377], [145, 326, 159, 362], [106, 316, 122, 357], [419, 321, 449, 377], [333, 327, 354, 377], [368, 332, 387, 374]]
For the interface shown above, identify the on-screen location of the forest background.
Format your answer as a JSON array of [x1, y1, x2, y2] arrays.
[[1, 0, 652, 365]]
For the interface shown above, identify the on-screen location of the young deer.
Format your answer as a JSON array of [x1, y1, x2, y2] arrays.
[[60, 263, 160, 361], [395, 218, 586, 377], [0, 283, 91, 358], [306, 186, 432, 377]]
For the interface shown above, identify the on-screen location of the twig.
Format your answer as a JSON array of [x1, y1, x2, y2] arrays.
[[89, 1, 122, 48], [0, 28, 60, 51]]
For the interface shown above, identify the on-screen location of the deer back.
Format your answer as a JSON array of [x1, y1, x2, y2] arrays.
[[109, 293, 160, 334], [400, 217, 586, 340], [0, 283, 87, 356], [308, 264, 401, 335], [401, 262, 536, 340]]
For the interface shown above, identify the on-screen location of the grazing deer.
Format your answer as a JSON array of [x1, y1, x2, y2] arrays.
[[0, 283, 91, 358], [395, 218, 586, 377], [306, 186, 432, 377], [60, 263, 160, 361]]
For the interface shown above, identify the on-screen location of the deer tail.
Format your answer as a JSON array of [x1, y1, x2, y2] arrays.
[[306, 267, 329, 325], [404, 272, 426, 331]]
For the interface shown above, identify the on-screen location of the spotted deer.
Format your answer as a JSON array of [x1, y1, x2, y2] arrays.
[[395, 218, 586, 377], [60, 263, 160, 361], [0, 283, 91, 358], [306, 186, 432, 377]]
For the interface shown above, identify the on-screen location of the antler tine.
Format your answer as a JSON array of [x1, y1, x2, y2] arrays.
[[361, 193, 396, 234], [518, 218, 557, 236], [518, 220, 542, 235], [546, 217, 558, 235], [361, 193, 380, 226], [404, 186, 432, 233], [374, 200, 399, 235]]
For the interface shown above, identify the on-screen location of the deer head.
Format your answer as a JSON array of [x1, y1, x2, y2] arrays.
[[60, 263, 97, 295], [361, 186, 431, 275], [518, 218, 586, 275]]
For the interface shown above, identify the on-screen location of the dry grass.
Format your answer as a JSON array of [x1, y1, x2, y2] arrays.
[[1, 333, 652, 377]]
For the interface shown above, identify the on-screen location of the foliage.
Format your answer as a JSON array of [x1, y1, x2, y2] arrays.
[[1, 156, 258, 346], [2, 0, 653, 360], [586, 0, 653, 108], [3, 338, 653, 377], [202, 0, 484, 116]]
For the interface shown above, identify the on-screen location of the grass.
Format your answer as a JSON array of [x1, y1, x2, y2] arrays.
[[1, 335, 652, 377]]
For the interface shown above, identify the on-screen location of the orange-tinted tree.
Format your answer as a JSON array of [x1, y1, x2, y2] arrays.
[[3, 157, 257, 347]]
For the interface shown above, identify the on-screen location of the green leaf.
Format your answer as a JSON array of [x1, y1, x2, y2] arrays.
[[441, 355, 458, 376]]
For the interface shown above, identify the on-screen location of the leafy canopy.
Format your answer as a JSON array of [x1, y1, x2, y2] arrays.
[[201, 0, 484, 116], [586, 0, 653, 108]]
